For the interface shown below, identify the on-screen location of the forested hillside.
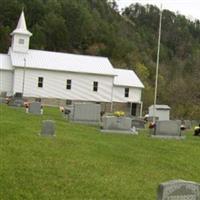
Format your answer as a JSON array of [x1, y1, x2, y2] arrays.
[[0, 0, 199, 118]]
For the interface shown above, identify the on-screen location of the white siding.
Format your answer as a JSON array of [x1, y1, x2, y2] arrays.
[[12, 34, 30, 53], [113, 86, 142, 103], [149, 108, 170, 121], [0, 70, 13, 95], [13, 68, 114, 102]]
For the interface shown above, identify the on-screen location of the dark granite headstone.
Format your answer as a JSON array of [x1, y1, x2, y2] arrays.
[[29, 102, 41, 114], [41, 120, 55, 136], [157, 180, 200, 200]]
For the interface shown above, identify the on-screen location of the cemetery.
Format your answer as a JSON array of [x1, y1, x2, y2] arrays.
[[1, 104, 200, 199], [0, 2, 200, 200]]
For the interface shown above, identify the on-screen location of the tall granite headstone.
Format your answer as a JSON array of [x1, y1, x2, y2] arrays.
[[41, 120, 55, 137], [157, 180, 200, 200]]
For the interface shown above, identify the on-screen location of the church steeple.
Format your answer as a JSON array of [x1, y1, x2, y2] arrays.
[[10, 11, 32, 53]]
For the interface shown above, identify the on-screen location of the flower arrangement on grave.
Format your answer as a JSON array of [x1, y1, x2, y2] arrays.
[[114, 111, 125, 117]]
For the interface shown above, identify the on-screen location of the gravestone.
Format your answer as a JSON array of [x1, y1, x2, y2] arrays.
[[8, 92, 24, 107], [29, 102, 41, 114], [101, 116, 137, 134], [8, 98, 24, 107], [132, 118, 145, 129], [157, 180, 200, 200], [102, 116, 132, 130], [41, 120, 55, 136], [14, 92, 23, 98], [70, 103, 101, 124], [153, 120, 183, 138]]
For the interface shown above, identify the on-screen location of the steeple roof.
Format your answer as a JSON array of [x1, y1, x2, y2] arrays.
[[10, 11, 32, 36]]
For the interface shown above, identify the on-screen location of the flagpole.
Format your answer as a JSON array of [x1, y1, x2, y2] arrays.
[[22, 57, 26, 96], [153, 5, 163, 123]]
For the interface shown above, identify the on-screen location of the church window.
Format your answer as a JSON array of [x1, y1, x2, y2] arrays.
[[93, 81, 98, 92], [125, 88, 129, 97], [66, 79, 72, 90], [38, 77, 43, 88]]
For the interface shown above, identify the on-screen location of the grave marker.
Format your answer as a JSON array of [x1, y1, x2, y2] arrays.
[[41, 120, 55, 137], [69, 103, 101, 124], [153, 120, 184, 139], [101, 116, 137, 134], [157, 180, 200, 200], [29, 102, 41, 115]]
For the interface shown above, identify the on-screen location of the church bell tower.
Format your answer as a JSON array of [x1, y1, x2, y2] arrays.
[[10, 11, 32, 53]]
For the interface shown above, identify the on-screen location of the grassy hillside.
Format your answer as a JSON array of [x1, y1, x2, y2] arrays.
[[0, 104, 200, 199]]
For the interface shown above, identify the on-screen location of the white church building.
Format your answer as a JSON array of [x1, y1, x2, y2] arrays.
[[0, 11, 144, 116]]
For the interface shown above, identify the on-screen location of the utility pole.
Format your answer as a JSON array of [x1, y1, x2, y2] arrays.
[[153, 6, 163, 123], [22, 57, 26, 96]]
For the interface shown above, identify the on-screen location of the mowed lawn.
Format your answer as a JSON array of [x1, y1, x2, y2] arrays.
[[0, 104, 200, 200]]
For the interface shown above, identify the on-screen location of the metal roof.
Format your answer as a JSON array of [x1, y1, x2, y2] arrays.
[[149, 105, 171, 110], [113, 68, 144, 88], [0, 54, 12, 70], [10, 11, 32, 36], [10, 49, 115, 76]]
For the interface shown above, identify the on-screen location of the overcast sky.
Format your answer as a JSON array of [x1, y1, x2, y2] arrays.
[[116, 0, 200, 21]]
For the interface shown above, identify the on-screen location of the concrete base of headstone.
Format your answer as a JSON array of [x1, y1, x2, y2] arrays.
[[100, 129, 138, 135], [40, 120, 55, 137], [157, 179, 200, 200], [152, 135, 185, 139]]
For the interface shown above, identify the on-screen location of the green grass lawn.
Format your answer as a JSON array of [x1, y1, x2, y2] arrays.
[[0, 104, 200, 200]]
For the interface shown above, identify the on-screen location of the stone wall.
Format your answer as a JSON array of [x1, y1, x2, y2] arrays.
[[25, 97, 140, 116]]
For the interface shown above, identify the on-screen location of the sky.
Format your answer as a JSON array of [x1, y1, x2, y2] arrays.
[[116, 0, 200, 21]]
